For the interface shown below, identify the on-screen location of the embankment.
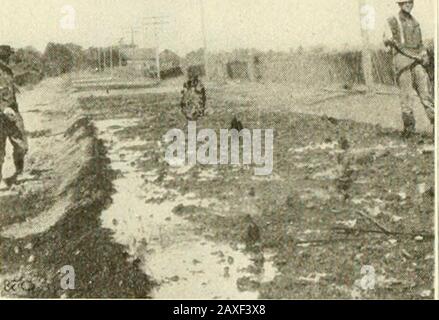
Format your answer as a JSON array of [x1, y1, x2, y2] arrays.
[[0, 97, 154, 298]]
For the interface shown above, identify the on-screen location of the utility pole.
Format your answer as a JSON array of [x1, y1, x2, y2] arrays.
[[130, 27, 136, 57], [358, 0, 375, 90], [97, 47, 101, 71], [199, 0, 209, 79], [130, 27, 136, 47], [122, 27, 141, 57], [143, 16, 169, 82], [118, 38, 124, 68]]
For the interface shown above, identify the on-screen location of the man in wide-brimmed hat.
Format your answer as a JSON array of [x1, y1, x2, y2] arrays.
[[384, 0, 434, 138]]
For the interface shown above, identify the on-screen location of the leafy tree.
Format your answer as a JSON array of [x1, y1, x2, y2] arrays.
[[42, 43, 75, 76], [10, 46, 44, 85]]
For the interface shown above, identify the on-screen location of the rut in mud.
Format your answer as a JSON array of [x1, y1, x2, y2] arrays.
[[96, 117, 278, 299], [1, 77, 433, 299], [79, 88, 434, 300]]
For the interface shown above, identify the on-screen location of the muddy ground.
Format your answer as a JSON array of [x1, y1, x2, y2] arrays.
[[0, 77, 434, 299], [0, 78, 154, 298]]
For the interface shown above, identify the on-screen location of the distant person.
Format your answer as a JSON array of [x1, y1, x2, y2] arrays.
[[180, 73, 207, 121], [384, 0, 434, 138], [0, 45, 28, 187]]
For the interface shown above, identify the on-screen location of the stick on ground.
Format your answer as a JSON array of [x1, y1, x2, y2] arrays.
[[354, 210, 392, 234]]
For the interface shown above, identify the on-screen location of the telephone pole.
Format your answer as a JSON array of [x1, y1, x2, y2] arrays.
[[122, 26, 141, 56], [130, 27, 138, 57], [199, 0, 209, 79], [118, 38, 124, 68], [358, 0, 375, 90], [143, 16, 169, 82]]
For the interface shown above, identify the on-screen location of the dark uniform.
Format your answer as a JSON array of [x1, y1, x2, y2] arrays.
[[385, 4, 435, 137], [0, 45, 28, 184], [180, 75, 207, 121]]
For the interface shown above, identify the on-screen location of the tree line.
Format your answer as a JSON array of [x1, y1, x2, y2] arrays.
[[10, 43, 127, 86]]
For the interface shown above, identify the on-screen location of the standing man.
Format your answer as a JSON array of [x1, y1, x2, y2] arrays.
[[384, 0, 434, 138], [0, 45, 28, 187]]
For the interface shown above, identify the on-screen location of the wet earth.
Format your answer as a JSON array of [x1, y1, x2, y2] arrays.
[[0, 78, 434, 299], [78, 88, 434, 300]]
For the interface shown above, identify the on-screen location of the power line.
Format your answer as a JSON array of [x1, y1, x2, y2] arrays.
[[199, 0, 209, 79], [143, 16, 170, 82], [358, 0, 374, 90]]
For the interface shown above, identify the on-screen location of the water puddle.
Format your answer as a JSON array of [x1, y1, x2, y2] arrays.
[[96, 119, 278, 299], [289, 142, 338, 154], [289, 141, 406, 156]]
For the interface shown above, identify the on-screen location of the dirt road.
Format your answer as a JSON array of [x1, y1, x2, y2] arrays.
[[0, 76, 434, 299]]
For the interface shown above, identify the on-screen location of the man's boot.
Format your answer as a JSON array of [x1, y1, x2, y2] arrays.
[[4, 156, 24, 187], [401, 113, 416, 139], [13, 157, 24, 176]]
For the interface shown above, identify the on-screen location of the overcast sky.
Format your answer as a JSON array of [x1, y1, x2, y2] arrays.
[[0, 0, 435, 54]]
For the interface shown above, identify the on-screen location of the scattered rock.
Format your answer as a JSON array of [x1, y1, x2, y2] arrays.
[[336, 219, 357, 228], [366, 206, 381, 218], [305, 203, 315, 209], [398, 192, 407, 200], [420, 145, 434, 154], [419, 290, 432, 298], [417, 183, 427, 195], [298, 273, 329, 284], [401, 249, 412, 259]]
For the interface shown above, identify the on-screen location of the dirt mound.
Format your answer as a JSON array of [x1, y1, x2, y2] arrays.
[[0, 116, 154, 298]]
